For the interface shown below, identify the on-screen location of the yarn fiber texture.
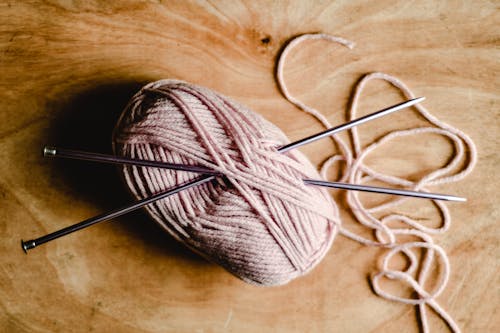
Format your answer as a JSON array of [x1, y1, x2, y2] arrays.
[[113, 80, 340, 286]]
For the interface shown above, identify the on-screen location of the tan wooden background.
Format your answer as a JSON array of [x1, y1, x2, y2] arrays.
[[0, 1, 498, 332]]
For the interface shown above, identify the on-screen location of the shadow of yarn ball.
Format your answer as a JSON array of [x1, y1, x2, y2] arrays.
[[44, 80, 206, 263]]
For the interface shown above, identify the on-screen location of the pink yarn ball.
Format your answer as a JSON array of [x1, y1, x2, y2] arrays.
[[113, 80, 340, 286]]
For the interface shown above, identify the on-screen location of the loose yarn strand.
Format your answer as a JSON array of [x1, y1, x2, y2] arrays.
[[276, 33, 477, 332], [276, 33, 356, 182]]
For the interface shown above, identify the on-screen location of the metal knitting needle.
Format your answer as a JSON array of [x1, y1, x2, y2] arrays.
[[278, 97, 425, 153], [302, 179, 465, 202], [44, 146, 466, 202], [21, 176, 216, 253], [42, 146, 220, 175], [21, 97, 425, 252]]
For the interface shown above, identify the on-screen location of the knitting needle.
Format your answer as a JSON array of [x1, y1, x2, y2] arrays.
[[21, 176, 216, 252], [21, 97, 425, 252], [43, 146, 466, 202], [43, 96, 425, 184], [302, 179, 465, 202], [42, 146, 220, 175], [278, 97, 425, 153]]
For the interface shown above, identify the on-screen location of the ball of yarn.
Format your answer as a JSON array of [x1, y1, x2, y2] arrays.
[[113, 80, 340, 286]]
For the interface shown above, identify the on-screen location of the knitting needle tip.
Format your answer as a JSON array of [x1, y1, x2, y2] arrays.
[[451, 196, 467, 202]]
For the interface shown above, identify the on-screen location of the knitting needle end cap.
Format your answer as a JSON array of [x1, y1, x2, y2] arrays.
[[43, 146, 57, 157], [21, 239, 36, 254]]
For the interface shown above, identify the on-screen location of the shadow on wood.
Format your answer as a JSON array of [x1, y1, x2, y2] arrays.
[[42, 81, 207, 264]]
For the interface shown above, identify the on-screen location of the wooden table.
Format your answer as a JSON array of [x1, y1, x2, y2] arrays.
[[1, 1, 498, 332]]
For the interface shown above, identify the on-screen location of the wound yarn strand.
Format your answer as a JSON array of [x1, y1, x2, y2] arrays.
[[114, 80, 340, 286]]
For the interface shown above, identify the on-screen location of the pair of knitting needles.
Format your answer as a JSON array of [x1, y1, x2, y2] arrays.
[[21, 97, 465, 253]]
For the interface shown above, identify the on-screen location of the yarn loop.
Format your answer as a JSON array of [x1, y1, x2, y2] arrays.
[[277, 34, 476, 333]]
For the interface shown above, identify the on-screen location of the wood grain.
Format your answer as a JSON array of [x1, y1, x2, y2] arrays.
[[0, 1, 498, 332]]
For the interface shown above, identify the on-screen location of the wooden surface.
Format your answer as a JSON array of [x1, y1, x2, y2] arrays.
[[1, 1, 498, 332]]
